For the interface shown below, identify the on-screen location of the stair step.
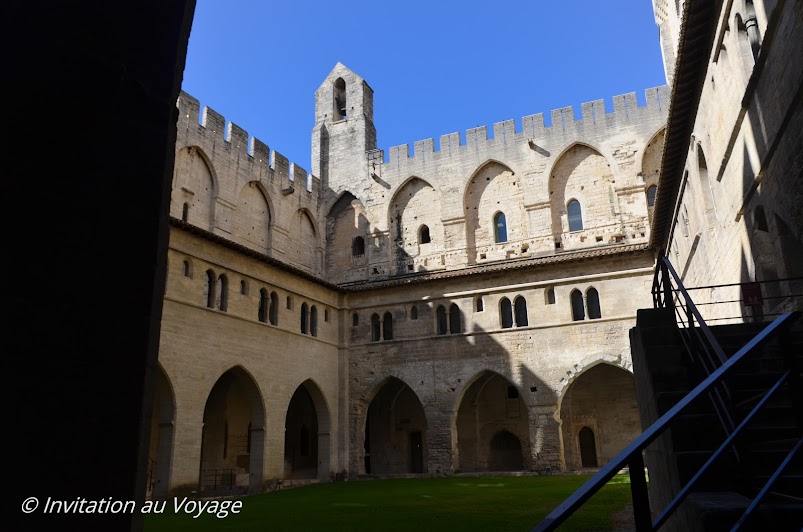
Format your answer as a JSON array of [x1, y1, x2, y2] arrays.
[[687, 491, 803, 532]]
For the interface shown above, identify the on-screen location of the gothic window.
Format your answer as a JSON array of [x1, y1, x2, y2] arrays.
[[647, 185, 657, 207], [258, 288, 268, 323], [587, 288, 601, 319], [514, 296, 528, 327], [269, 291, 278, 325], [410, 306, 418, 320], [546, 287, 556, 305], [494, 212, 508, 243], [449, 303, 461, 334], [371, 314, 380, 342], [500, 297, 513, 329], [476, 296, 484, 312], [205, 270, 215, 308], [300, 303, 309, 334], [568, 200, 583, 232], [436, 305, 447, 335], [382, 312, 393, 341], [216, 274, 228, 312], [310, 305, 318, 337], [419, 225, 431, 244], [334, 77, 347, 120], [571, 289, 585, 321], [352, 236, 365, 257]]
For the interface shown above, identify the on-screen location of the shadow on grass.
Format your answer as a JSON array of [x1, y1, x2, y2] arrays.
[[144, 474, 635, 531]]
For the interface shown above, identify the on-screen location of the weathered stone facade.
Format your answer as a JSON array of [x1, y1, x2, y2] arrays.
[[151, 21, 680, 496]]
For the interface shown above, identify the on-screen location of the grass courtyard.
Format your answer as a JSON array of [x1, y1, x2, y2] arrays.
[[144, 473, 634, 531]]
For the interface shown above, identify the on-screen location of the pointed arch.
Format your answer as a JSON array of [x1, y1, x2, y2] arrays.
[[464, 160, 523, 261], [636, 127, 666, 183], [148, 364, 176, 498], [200, 365, 266, 494], [325, 191, 370, 282], [451, 370, 530, 472], [235, 180, 273, 253], [548, 143, 615, 241], [361, 376, 429, 474], [284, 379, 332, 480], [172, 145, 218, 230], [388, 176, 443, 275], [290, 208, 322, 273]]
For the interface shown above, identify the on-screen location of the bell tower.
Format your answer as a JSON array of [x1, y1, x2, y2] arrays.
[[312, 63, 377, 200]]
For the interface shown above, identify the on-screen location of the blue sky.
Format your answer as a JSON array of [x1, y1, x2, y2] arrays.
[[182, 1, 667, 172]]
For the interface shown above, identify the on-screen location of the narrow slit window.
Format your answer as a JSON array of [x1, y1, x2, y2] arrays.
[[269, 291, 278, 325], [310, 305, 318, 337], [646, 185, 657, 207], [436, 305, 447, 335], [571, 289, 585, 321], [410, 306, 418, 320], [382, 312, 393, 341], [300, 302, 308, 334], [352, 236, 365, 256], [586, 288, 601, 319], [449, 303, 461, 334], [568, 200, 583, 232], [494, 212, 508, 243], [419, 225, 431, 244], [476, 296, 484, 312], [514, 296, 528, 327], [500, 298, 513, 329], [370, 314, 380, 342]]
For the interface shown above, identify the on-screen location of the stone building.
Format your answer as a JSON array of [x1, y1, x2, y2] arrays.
[[148, 0, 801, 500]]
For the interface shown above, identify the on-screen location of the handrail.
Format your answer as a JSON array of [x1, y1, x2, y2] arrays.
[[531, 310, 798, 532]]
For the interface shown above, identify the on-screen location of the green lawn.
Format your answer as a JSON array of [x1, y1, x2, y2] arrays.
[[144, 474, 633, 531]]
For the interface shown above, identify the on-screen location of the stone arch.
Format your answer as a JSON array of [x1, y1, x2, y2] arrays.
[[235, 181, 273, 254], [284, 379, 332, 481], [451, 369, 530, 472], [549, 143, 615, 241], [694, 144, 718, 227], [147, 364, 175, 498], [361, 376, 428, 475], [172, 145, 217, 230], [639, 127, 666, 192], [289, 209, 322, 274], [325, 191, 370, 282], [557, 362, 638, 471], [388, 176, 443, 275], [464, 160, 524, 263], [199, 365, 266, 494]]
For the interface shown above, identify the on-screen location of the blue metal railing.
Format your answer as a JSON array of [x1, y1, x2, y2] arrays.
[[533, 253, 800, 531]]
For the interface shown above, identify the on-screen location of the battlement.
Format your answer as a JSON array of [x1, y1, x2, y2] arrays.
[[177, 91, 317, 192], [386, 86, 669, 166]]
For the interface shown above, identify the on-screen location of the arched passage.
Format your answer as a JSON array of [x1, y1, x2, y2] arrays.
[[364, 377, 428, 475], [200, 367, 266, 495], [284, 380, 331, 480], [454, 371, 529, 472], [559, 363, 638, 470], [147, 365, 175, 498]]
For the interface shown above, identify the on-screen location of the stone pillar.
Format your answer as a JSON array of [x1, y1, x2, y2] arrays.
[[528, 406, 563, 473]]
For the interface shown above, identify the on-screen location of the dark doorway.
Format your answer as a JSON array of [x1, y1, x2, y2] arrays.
[[488, 430, 524, 471], [410, 431, 424, 473], [579, 427, 598, 467]]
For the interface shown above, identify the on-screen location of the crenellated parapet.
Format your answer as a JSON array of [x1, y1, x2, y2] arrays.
[[321, 84, 669, 284], [172, 91, 325, 276]]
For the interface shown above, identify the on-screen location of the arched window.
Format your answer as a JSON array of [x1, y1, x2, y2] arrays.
[[352, 313, 359, 327], [258, 288, 268, 323], [216, 274, 228, 312], [587, 288, 601, 319], [567, 200, 583, 232], [286, 296, 293, 310], [571, 289, 585, 321], [310, 305, 318, 337], [476, 296, 484, 312], [647, 185, 657, 207], [300, 302, 309, 334], [324, 308, 329, 322], [382, 312, 393, 341], [182, 260, 191, 277], [352, 236, 365, 256], [269, 291, 278, 325], [182, 202, 189, 222], [494, 212, 508, 243], [419, 225, 431, 244], [410, 306, 418, 320], [205, 270, 215, 308], [449, 303, 461, 334], [546, 287, 556, 305], [500, 297, 513, 329], [514, 296, 528, 327], [370, 314, 380, 342], [240, 280, 248, 295], [334, 77, 347, 120], [436, 305, 447, 335]]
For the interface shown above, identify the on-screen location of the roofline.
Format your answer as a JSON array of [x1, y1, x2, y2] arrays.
[[170, 217, 654, 293], [650, 0, 722, 249]]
